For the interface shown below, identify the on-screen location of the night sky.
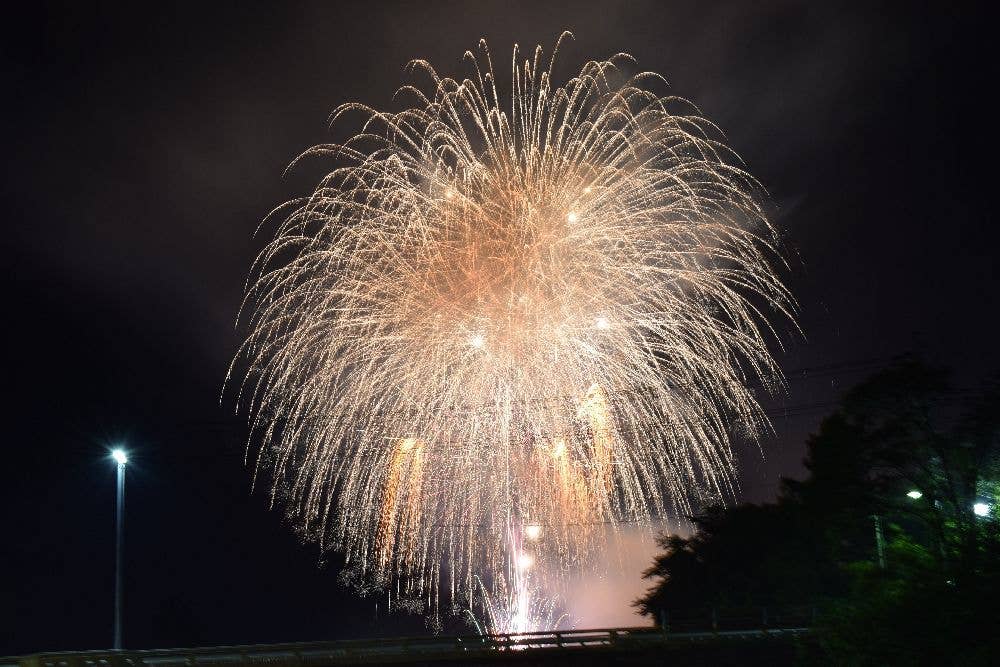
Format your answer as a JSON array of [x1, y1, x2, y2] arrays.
[[3, 1, 997, 656]]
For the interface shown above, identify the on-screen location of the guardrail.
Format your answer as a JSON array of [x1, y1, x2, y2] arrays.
[[2, 621, 811, 667]]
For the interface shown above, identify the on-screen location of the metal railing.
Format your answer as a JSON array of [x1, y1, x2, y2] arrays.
[[658, 604, 817, 633], [3, 618, 811, 667]]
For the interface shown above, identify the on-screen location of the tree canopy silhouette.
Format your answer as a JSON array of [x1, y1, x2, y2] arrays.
[[636, 358, 1000, 665]]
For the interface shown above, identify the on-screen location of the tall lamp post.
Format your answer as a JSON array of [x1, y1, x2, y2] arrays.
[[111, 448, 128, 650]]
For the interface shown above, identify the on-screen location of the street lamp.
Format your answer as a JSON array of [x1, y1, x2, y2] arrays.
[[973, 502, 991, 517], [874, 490, 926, 570], [110, 448, 127, 649]]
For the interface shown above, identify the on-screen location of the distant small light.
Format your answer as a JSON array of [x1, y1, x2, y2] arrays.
[[973, 502, 990, 517], [470, 334, 485, 349], [567, 212, 578, 224], [595, 316, 610, 330], [111, 449, 128, 465], [524, 525, 542, 541], [517, 553, 534, 570], [906, 490, 922, 500]]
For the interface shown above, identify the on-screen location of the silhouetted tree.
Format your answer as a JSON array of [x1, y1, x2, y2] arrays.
[[636, 358, 1000, 665]]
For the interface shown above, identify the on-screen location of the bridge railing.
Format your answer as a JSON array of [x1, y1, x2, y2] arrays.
[[2, 629, 654, 667], [2, 615, 812, 667], [657, 604, 817, 633]]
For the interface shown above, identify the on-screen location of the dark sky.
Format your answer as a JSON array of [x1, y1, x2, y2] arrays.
[[3, 0, 997, 656]]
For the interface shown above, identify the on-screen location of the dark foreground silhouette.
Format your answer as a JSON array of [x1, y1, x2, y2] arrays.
[[637, 359, 1000, 665]]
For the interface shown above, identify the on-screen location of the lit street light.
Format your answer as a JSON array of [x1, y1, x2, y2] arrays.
[[110, 448, 127, 649], [874, 489, 928, 569], [973, 502, 991, 517]]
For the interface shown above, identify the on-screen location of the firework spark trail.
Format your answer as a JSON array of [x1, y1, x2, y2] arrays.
[[377, 438, 425, 573], [231, 33, 795, 621], [468, 523, 570, 637]]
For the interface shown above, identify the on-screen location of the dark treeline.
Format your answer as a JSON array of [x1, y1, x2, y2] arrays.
[[636, 358, 1000, 665]]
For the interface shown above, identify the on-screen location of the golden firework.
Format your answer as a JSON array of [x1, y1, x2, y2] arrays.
[[232, 33, 794, 617]]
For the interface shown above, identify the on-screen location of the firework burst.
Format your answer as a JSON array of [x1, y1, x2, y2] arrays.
[[231, 33, 794, 621]]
